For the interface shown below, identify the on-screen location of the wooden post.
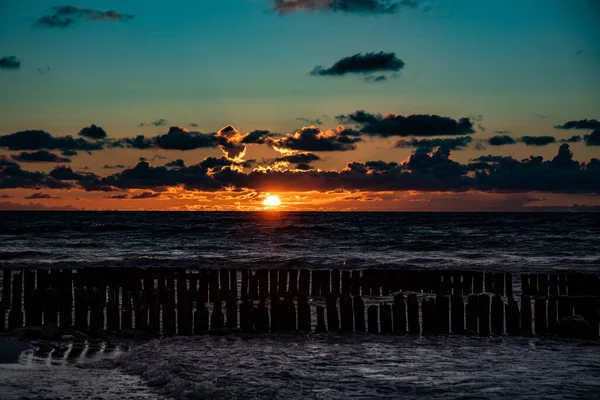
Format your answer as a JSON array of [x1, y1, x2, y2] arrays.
[[466, 295, 478, 333], [435, 294, 449, 334], [484, 272, 494, 294], [198, 269, 209, 304], [529, 274, 538, 296], [462, 272, 473, 295], [241, 270, 249, 301], [209, 270, 219, 302], [538, 275, 548, 297], [289, 269, 298, 296], [548, 275, 558, 296], [178, 290, 193, 334], [255, 300, 269, 332], [451, 295, 464, 334], [557, 296, 572, 320], [278, 269, 288, 297], [23, 270, 35, 310], [194, 303, 209, 334], [407, 293, 420, 334], [316, 305, 326, 332], [452, 272, 463, 295], [473, 272, 484, 294], [491, 294, 504, 335], [380, 303, 393, 333], [478, 294, 490, 336], [342, 271, 351, 295], [321, 270, 331, 297], [249, 270, 259, 300], [326, 294, 339, 332], [361, 270, 371, 296], [220, 269, 230, 300], [353, 296, 366, 332], [269, 270, 278, 297], [534, 297, 547, 336], [161, 288, 175, 335], [210, 301, 224, 331], [371, 270, 382, 297], [310, 270, 320, 297], [331, 269, 340, 295], [297, 296, 311, 331], [558, 274, 567, 296], [339, 294, 353, 332], [493, 273, 504, 296], [58, 270, 73, 328], [89, 287, 105, 331], [25, 288, 43, 327], [226, 298, 238, 329], [8, 271, 23, 330], [282, 294, 296, 331], [521, 274, 530, 296], [148, 289, 160, 334], [505, 297, 520, 335], [520, 295, 532, 336], [367, 305, 378, 333], [230, 269, 238, 300], [505, 273, 513, 297], [393, 293, 406, 334], [239, 300, 254, 332], [106, 287, 120, 331], [74, 287, 88, 330], [547, 296, 557, 335], [351, 270, 361, 296], [382, 270, 391, 296], [422, 297, 436, 334], [1, 269, 11, 313], [298, 269, 310, 296]]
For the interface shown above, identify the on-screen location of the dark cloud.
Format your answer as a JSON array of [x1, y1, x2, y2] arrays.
[[555, 119, 600, 130], [12, 150, 71, 163], [310, 52, 404, 81], [519, 136, 556, 147], [0, 194, 13, 199], [363, 75, 388, 83], [78, 124, 107, 140], [155, 126, 216, 151], [25, 192, 56, 199], [164, 159, 185, 168], [37, 67, 50, 75], [107, 194, 129, 199], [270, 0, 420, 14], [0, 130, 103, 155], [189, 123, 200, 128], [297, 117, 324, 125], [49, 166, 98, 182], [0, 56, 21, 70], [273, 126, 360, 151], [131, 191, 160, 199], [275, 152, 321, 164], [488, 135, 516, 146], [103, 164, 126, 169], [140, 118, 168, 127], [34, 6, 134, 28], [112, 135, 154, 150], [561, 135, 582, 143], [337, 111, 475, 137], [584, 129, 600, 146], [240, 130, 276, 144], [395, 136, 472, 151]]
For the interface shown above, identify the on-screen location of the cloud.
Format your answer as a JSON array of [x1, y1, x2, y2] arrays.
[[11, 150, 71, 163], [519, 136, 557, 146], [139, 118, 168, 127], [395, 136, 473, 151], [103, 164, 126, 169], [34, 6, 134, 28], [272, 126, 361, 151], [240, 130, 276, 144], [488, 135, 516, 146], [297, 117, 324, 125], [25, 192, 57, 199], [0, 194, 13, 199], [561, 135, 582, 143], [154, 126, 216, 150], [0, 157, 72, 190], [112, 135, 155, 150], [336, 111, 475, 137], [37, 67, 50, 75], [0, 56, 21, 70], [78, 124, 107, 140], [555, 119, 600, 130], [131, 191, 161, 199], [584, 129, 600, 146], [270, 0, 420, 14], [310, 52, 405, 82], [0, 130, 103, 155]]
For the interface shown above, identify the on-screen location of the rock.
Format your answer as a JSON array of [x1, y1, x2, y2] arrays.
[[61, 334, 75, 341], [555, 315, 593, 339]]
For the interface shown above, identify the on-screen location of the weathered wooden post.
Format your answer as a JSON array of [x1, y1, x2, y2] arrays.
[[548, 275, 558, 296], [194, 303, 210, 334], [407, 293, 420, 334], [226, 297, 238, 329], [538, 275, 548, 297], [209, 270, 219, 302], [210, 301, 224, 331], [451, 295, 464, 334], [393, 293, 406, 334], [269, 270, 278, 297], [505, 297, 520, 335], [270, 296, 282, 332], [505, 272, 513, 297], [529, 274, 538, 296], [289, 269, 298, 296], [316, 305, 326, 332], [351, 270, 361, 296], [57, 270, 73, 328], [197, 269, 209, 304], [74, 287, 88, 330], [491, 294, 504, 335], [241, 270, 249, 301], [282, 294, 296, 331], [248, 270, 258, 300], [368, 305, 378, 333], [478, 294, 490, 336], [230, 269, 238, 300], [473, 272, 484, 294], [89, 287, 105, 332], [1, 269, 11, 314], [361, 270, 371, 296], [466, 295, 478, 333], [534, 297, 547, 336], [380, 303, 393, 333], [452, 272, 463, 296], [422, 297, 436, 334], [25, 288, 43, 327], [521, 274, 530, 296], [161, 288, 175, 334], [493, 273, 504, 296], [558, 274, 567, 296], [311, 270, 320, 297], [331, 269, 340, 295], [557, 296, 572, 320], [259, 269, 268, 300], [321, 270, 331, 297], [436, 294, 450, 334], [339, 294, 353, 332], [520, 295, 532, 336], [148, 289, 160, 334], [297, 296, 311, 331], [278, 269, 288, 297], [299, 269, 310, 296], [106, 287, 120, 331], [484, 272, 494, 294], [23, 270, 35, 310], [462, 272, 473, 295], [220, 269, 230, 300], [342, 271, 351, 295], [547, 296, 557, 335], [8, 271, 23, 330], [178, 290, 193, 334], [239, 300, 254, 332], [255, 300, 269, 332], [353, 296, 366, 332], [135, 290, 149, 331], [326, 294, 339, 332]]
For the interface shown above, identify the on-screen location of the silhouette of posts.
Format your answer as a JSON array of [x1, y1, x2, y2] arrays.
[[297, 296, 311, 331], [505, 297, 520, 335], [326, 295, 339, 332], [316, 305, 326, 332], [106, 287, 120, 331], [240, 300, 254, 332], [466, 295, 478, 333], [407, 293, 420, 334], [368, 305, 378, 333], [520, 295, 532, 336], [255, 300, 269, 332], [299, 269, 310, 296], [259, 270, 268, 300], [422, 298, 437, 334], [436, 294, 450, 334], [547, 296, 557, 335], [393, 293, 406, 334], [282, 295, 296, 331], [534, 297, 547, 336], [380, 303, 393, 333], [451, 295, 464, 334], [353, 296, 366, 332], [195, 303, 210, 334], [8, 271, 23, 330], [491, 295, 504, 335], [211, 301, 224, 330], [478, 294, 490, 336], [339, 294, 353, 332]]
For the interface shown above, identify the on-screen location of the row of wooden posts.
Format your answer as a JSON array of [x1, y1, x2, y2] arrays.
[[1, 268, 599, 337], [521, 273, 600, 297]]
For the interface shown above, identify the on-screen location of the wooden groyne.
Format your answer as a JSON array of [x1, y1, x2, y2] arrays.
[[1, 268, 598, 338]]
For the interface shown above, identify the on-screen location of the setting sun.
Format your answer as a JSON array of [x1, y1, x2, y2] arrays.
[[263, 195, 281, 207]]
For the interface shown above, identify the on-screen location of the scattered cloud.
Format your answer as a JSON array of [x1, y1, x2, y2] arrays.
[[11, 150, 71, 163], [273, 126, 361, 152], [395, 136, 473, 151], [25, 192, 57, 199], [585, 129, 600, 146], [520, 136, 556, 147], [555, 119, 600, 130], [131, 191, 161, 199], [488, 135, 516, 146], [78, 124, 107, 140], [270, 0, 421, 14], [561, 135, 582, 143], [0, 56, 21, 70], [310, 52, 404, 82], [140, 118, 168, 127], [34, 6, 134, 28], [0, 130, 103, 155], [37, 67, 51, 75], [297, 117, 325, 125]]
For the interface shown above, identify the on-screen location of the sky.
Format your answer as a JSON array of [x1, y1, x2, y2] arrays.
[[0, 0, 599, 211]]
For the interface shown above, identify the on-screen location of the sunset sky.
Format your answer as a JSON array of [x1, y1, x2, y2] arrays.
[[1, 0, 599, 211]]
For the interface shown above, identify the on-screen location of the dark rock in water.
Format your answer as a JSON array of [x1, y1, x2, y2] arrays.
[[555, 315, 593, 339]]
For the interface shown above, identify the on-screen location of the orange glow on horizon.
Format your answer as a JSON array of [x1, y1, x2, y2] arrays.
[[262, 195, 281, 207]]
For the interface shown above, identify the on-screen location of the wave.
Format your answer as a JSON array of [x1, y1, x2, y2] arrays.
[[0, 250, 51, 261]]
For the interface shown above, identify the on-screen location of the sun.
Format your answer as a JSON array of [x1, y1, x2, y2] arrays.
[[263, 195, 281, 207]]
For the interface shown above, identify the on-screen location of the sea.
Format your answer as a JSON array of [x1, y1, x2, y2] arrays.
[[1, 212, 599, 399]]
